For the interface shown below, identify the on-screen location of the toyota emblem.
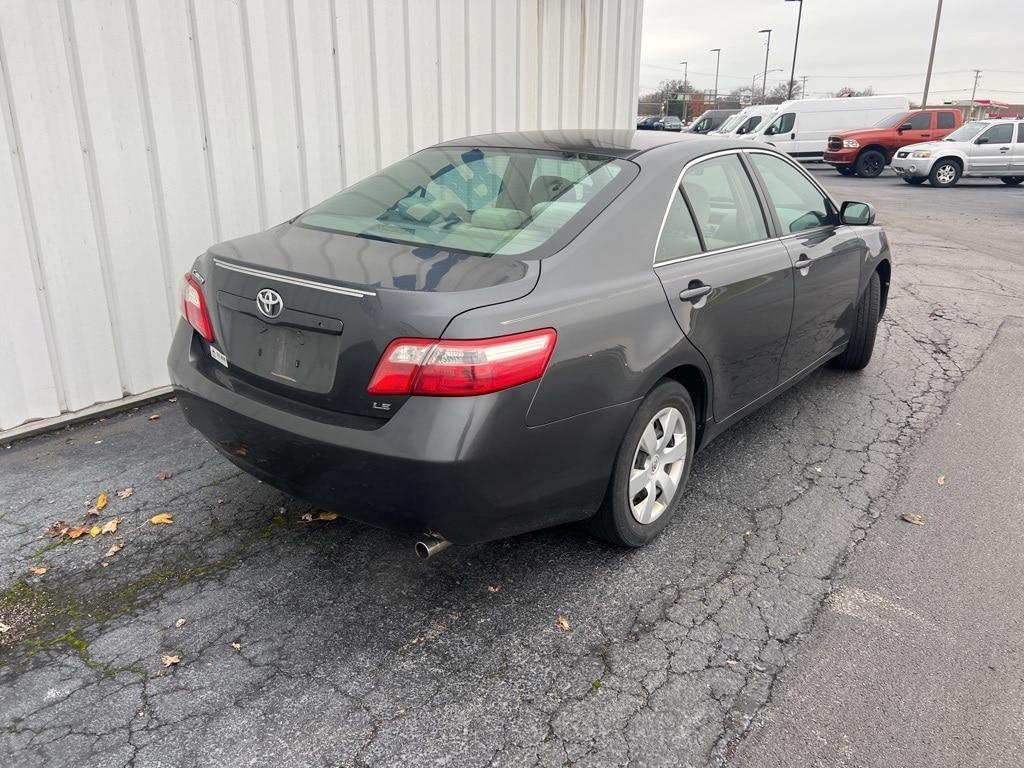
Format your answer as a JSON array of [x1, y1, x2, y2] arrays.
[[256, 288, 283, 319]]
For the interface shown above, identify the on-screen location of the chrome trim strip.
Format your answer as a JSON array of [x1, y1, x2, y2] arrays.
[[654, 237, 780, 269], [213, 258, 376, 298]]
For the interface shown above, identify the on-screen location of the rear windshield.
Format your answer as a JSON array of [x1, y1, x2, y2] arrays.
[[298, 147, 628, 257]]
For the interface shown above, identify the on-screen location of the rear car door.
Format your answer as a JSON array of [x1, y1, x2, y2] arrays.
[[968, 123, 1014, 173], [653, 151, 795, 420], [1013, 123, 1024, 171], [746, 150, 862, 380]]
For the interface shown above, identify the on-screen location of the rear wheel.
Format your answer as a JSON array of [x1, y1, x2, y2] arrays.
[[586, 381, 695, 547], [831, 271, 881, 371], [836, 166, 856, 177], [1001, 177, 1024, 186], [903, 177, 927, 185], [855, 149, 886, 178], [929, 159, 961, 187]]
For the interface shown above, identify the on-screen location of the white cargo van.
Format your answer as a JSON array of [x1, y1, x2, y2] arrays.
[[713, 104, 778, 137], [750, 95, 910, 159]]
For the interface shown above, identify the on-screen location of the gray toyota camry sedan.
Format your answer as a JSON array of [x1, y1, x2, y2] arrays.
[[169, 130, 891, 554]]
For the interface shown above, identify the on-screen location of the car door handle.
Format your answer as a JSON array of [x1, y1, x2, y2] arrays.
[[793, 253, 813, 270], [999, 147, 1011, 152], [679, 283, 712, 302]]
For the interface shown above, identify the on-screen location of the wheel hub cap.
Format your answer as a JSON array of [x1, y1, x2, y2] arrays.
[[629, 406, 687, 525]]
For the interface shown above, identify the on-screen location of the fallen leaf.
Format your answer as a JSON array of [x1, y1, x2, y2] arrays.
[[100, 562, 109, 568], [233, 444, 248, 457], [317, 511, 338, 521], [104, 541, 124, 557], [486, 585, 501, 593], [148, 413, 161, 421], [174, 618, 186, 628], [149, 513, 174, 526], [168, 396, 177, 403], [66, 526, 89, 540], [161, 654, 180, 667], [46, 521, 70, 538], [95, 493, 108, 511], [0, 622, 11, 633], [100, 517, 123, 535], [725, 659, 738, 667], [300, 513, 313, 523], [29, 566, 48, 576], [89, 525, 102, 538], [84, 507, 99, 518], [937, 475, 946, 486], [116, 487, 134, 499], [900, 512, 925, 526], [156, 470, 173, 481], [555, 615, 572, 632], [231, 642, 241, 651]]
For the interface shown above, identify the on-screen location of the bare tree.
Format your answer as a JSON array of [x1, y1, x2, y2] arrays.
[[766, 79, 802, 103], [834, 85, 876, 97]]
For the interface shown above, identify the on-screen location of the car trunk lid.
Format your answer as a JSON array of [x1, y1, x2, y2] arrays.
[[199, 223, 538, 419]]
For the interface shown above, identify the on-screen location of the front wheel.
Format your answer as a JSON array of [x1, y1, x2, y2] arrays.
[[929, 159, 961, 187], [831, 271, 881, 371], [585, 381, 695, 547], [1001, 177, 1024, 186], [903, 177, 927, 185], [855, 149, 886, 178]]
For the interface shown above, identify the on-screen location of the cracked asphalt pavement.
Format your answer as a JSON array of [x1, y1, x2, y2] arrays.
[[2, 172, 1022, 767]]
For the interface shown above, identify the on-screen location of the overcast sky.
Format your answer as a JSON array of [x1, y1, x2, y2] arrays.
[[639, 0, 1024, 104]]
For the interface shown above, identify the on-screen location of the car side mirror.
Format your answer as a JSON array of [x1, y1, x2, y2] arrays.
[[840, 201, 875, 226], [975, 137, 989, 145], [898, 122, 913, 133], [764, 126, 775, 136]]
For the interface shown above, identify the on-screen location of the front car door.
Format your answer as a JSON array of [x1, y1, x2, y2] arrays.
[[967, 123, 1014, 174], [653, 151, 795, 421], [763, 111, 797, 153], [746, 150, 863, 380], [899, 111, 935, 146]]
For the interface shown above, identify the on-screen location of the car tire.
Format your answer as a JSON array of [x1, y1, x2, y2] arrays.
[[854, 149, 886, 178], [1001, 177, 1024, 186], [836, 166, 856, 176], [585, 381, 695, 548], [929, 158, 961, 187], [830, 271, 881, 371], [902, 177, 927, 185]]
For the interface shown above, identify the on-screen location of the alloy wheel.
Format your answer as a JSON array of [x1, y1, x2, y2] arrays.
[[629, 407, 687, 524], [935, 163, 957, 185]]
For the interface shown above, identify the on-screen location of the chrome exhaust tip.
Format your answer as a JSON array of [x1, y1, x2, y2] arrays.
[[415, 534, 451, 560]]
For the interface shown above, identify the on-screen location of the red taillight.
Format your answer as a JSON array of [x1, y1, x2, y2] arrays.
[[367, 329, 557, 396], [181, 272, 214, 342]]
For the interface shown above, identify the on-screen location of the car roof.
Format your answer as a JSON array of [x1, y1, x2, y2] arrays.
[[433, 129, 750, 160]]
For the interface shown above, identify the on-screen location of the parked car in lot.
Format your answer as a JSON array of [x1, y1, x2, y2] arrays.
[[824, 108, 963, 177], [170, 130, 891, 552], [749, 95, 910, 160], [637, 115, 682, 131], [721, 104, 778, 136], [891, 120, 1024, 187], [687, 109, 739, 134]]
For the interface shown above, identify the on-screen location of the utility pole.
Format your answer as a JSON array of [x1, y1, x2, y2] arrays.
[[679, 60, 689, 122], [969, 69, 982, 119], [801, 75, 808, 98], [921, 0, 944, 106], [785, 0, 803, 100], [758, 29, 772, 105], [710, 48, 721, 108]]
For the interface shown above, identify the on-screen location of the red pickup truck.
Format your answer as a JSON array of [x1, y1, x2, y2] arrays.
[[824, 108, 963, 177]]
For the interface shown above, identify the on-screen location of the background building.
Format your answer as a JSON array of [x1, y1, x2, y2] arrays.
[[0, 0, 644, 434]]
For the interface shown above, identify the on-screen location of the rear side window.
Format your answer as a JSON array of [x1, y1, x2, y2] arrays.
[[937, 111, 957, 129], [681, 154, 768, 251], [655, 190, 702, 263], [980, 124, 1014, 144], [908, 113, 932, 130], [299, 147, 626, 257], [749, 153, 834, 234], [1019, 124, 1024, 143]]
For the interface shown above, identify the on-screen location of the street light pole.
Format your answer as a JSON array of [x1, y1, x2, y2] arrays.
[[679, 60, 689, 122], [969, 69, 982, 119], [710, 48, 721, 108], [785, 0, 803, 101], [758, 29, 772, 105], [921, 0, 944, 106]]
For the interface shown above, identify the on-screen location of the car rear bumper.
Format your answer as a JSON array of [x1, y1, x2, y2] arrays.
[[168, 324, 635, 544]]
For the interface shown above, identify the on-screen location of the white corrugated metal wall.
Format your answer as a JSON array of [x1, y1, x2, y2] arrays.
[[0, 0, 643, 432]]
